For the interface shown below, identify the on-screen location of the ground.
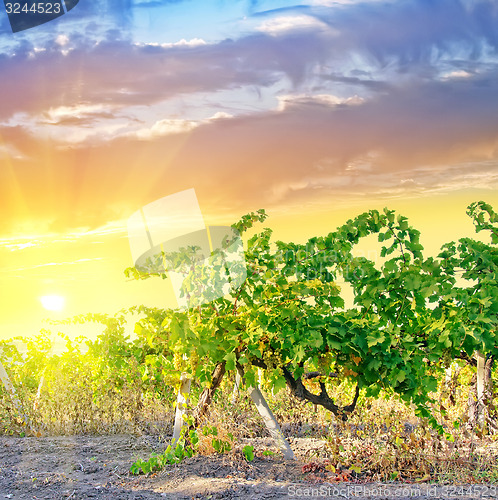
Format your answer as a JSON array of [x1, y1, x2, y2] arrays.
[[0, 434, 495, 500]]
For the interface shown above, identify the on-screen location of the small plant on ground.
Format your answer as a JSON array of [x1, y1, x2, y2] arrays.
[[243, 444, 255, 461], [202, 424, 234, 453], [130, 427, 199, 475]]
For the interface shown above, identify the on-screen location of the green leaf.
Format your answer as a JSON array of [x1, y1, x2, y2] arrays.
[[327, 339, 342, 350], [224, 352, 236, 371], [293, 344, 307, 363], [243, 445, 255, 462], [367, 332, 385, 348]]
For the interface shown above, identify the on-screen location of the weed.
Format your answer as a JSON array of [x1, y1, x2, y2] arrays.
[[243, 445, 255, 461], [130, 427, 198, 475]]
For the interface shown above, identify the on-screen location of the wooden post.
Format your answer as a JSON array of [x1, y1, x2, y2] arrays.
[[172, 373, 191, 445], [237, 366, 295, 460], [231, 371, 241, 404], [444, 365, 452, 385], [33, 367, 47, 411], [476, 351, 486, 427]]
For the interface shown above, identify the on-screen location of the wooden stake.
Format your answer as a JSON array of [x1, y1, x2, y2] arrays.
[[476, 351, 485, 427], [172, 373, 191, 445], [237, 365, 295, 460], [231, 371, 241, 404]]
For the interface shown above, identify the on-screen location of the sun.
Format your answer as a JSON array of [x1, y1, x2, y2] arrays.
[[40, 295, 66, 312]]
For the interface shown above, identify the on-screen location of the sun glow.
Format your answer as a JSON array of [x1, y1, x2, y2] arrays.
[[40, 295, 65, 312]]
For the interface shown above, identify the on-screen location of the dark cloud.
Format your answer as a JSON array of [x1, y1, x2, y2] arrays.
[[1, 0, 497, 121], [0, 30, 327, 119], [248, 4, 312, 17], [315, 0, 498, 67], [321, 73, 391, 92]]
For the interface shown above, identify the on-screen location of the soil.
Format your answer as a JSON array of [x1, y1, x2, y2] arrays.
[[0, 434, 495, 500]]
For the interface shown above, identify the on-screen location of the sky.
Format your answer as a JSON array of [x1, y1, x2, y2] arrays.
[[0, 0, 497, 341]]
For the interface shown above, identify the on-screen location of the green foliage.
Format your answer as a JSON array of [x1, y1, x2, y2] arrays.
[[130, 431, 197, 475], [201, 424, 234, 453], [119, 201, 498, 432], [0, 320, 176, 435], [435, 202, 498, 362], [2, 201, 496, 438], [130, 422, 235, 475], [243, 444, 255, 461]]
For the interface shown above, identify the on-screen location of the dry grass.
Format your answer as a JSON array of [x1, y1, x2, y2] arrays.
[[1, 358, 497, 484]]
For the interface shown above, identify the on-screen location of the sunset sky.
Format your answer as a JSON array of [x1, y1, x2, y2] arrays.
[[0, 0, 497, 341]]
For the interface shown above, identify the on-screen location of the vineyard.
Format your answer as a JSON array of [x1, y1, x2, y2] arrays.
[[0, 201, 497, 498]]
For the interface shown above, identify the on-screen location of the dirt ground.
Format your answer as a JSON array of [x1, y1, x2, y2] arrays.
[[0, 434, 496, 500]]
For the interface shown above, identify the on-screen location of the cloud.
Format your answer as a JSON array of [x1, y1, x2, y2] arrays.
[[0, 36, 279, 120], [42, 104, 115, 124], [276, 93, 364, 111], [1, 0, 498, 235], [134, 118, 199, 139], [2, 0, 497, 123], [2, 63, 498, 234], [55, 34, 70, 47], [0, 239, 45, 251], [256, 14, 329, 35], [314, 0, 498, 67], [5, 104, 129, 146], [441, 70, 474, 80], [137, 38, 208, 48], [7, 258, 105, 273]]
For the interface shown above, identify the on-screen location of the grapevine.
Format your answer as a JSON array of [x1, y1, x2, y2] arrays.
[[122, 201, 497, 431]]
